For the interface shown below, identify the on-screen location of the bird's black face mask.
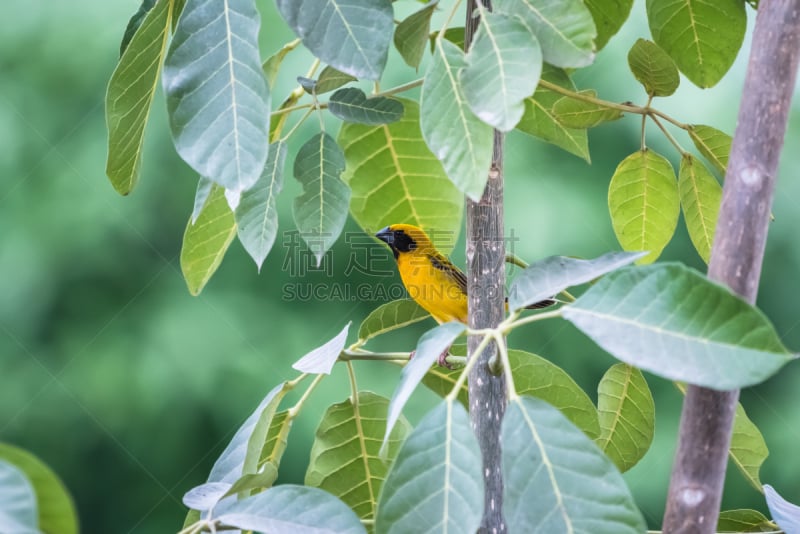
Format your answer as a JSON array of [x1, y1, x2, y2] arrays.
[[376, 227, 417, 258]]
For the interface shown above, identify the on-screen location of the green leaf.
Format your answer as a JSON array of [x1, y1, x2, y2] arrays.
[[339, 98, 464, 253], [263, 41, 300, 88], [563, 263, 795, 390], [584, 0, 633, 50], [421, 40, 493, 200], [509, 251, 646, 311], [293, 322, 351, 375], [180, 185, 237, 295], [0, 444, 77, 534], [646, 0, 746, 88], [731, 402, 769, 491], [292, 133, 351, 265], [306, 392, 410, 521], [261, 410, 292, 468], [395, 1, 438, 69], [429, 28, 466, 52], [595, 364, 655, 472], [689, 124, 732, 174], [315, 66, 358, 94], [376, 400, 483, 533], [460, 11, 542, 132], [765, 485, 800, 534], [517, 65, 590, 161], [608, 149, 679, 264], [191, 176, 213, 224], [184, 482, 232, 511], [163, 0, 270, 196], [627, 38, 679, 97], [328, 88, 404, 125], [119, 0, 157, 56], [493, 0, 596, 68], [679, 154, 722, 263], [717, 509, 778, 532], [551, 90, 623, 128], [0, 460, 37, 534], [276, 0, 393, 80], [216, 485, 366, 534], [383, 322, 465, 450], [503, 397, 646, 533], [105, 0, 170, 195], [224, 466, 279, 498], [235, 141, 286, 270], [358, 299, 431, 342]]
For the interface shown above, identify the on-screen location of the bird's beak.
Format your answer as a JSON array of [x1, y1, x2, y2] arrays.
[[375, 227, 394, 246]]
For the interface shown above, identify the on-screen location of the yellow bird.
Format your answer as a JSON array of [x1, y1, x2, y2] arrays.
[[375, 224, 553, 325]]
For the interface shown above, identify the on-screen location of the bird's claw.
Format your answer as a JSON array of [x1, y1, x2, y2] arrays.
[[437, 349, 454, 370]]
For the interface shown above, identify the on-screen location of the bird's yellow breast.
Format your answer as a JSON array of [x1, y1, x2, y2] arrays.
[[396, 250, 468, 324]]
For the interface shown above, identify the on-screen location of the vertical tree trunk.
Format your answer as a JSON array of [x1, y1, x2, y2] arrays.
[[662, 1, 800, 532], [465, 1, 507, 532]]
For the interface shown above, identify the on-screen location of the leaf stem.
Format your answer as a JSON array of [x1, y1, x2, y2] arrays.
[[505, 308, 563, 331], [504, 253, 529, 269], [345, 360, 359, 403], [494, 332, 516, 400], [438, 0, 464, 41], [287, 373, 325, 418], [446, 333, 492, 401], [340, 349, 412, 361], [650, 114, 688, 156], [641, 95, 652, 150], [279, 107, 314, 142]]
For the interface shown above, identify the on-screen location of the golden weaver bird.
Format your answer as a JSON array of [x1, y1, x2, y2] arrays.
[[375, 224, 554, 326]]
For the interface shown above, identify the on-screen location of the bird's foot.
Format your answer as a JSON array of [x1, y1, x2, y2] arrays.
[[437, 348, 454, 370]]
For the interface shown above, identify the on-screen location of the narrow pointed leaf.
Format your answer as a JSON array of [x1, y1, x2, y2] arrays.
[[395, 1, 438, 69], [235, 141, 287, 269], [106, 0, 170, 195], [315, 66, 357, 94], [765, 485, 800, 533], [503, 397, 646, 533], [358, 299, 430, 342], [292, 133, 351, 265], [493, 0, 597, 68], [517, 65, 590, 161], [306, 393, 410, 521], [421, 40, 493, 200], [275, 0, 393, 80], [563, 263, 795, 390], [0, 460, 37, 534], [383, 322, 465, 449], [216, 485, 366, 534], [585, 0, 633, 50], [596, 364, 655, 472], [263, 41, 299, 87], [717, 509, 777, 532], [627, 38, 679, 97], [328, 88, 404, 125], [689, 124, 732, 174], [460, 11, 542, 132], [509, 251, 646, 311], [679, 154, 722, 263], [552, 90, 623, 128], [608, 149, 679, 264], [0, 444, 77, 534], [376, 401, 483, 533], [646, 0, 746, 88], [293, 322, 351, 375], [181, 185, 237, 295], [163, 0, 270, 195], [339, 98, 463, 253], [191, 176, 214, 224]]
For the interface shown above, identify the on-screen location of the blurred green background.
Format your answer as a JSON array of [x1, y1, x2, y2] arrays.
[[2, 1, 800, 532]]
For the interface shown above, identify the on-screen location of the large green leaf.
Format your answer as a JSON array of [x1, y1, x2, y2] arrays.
[[357, 299, 430, 343], [460, 11, 542, 132], [180, 184, 237, 295], [551, 90, 623, 128], [376, 400, 483, 533], [105, 0, 170, 195], [503, 397, 646, 533], [595, 364, 655, 472], [306, 392, 410, 521], [421, 40, 493, 201], [276, 0, 393, 80], [163, 0, 270, 196], [328, 88, 404, 125], [119, 0, 157, 55], [646, 0, 746, 88], [730, 403, 769, 491], [493, 0, 596, 68], [261, 410, 292, 468], [215, 485, 366, 534], [608, 149, 679, 264], [339, 98, 463, 252], [292, 133, 351, 265], [765, 485, 800, 534], [235, 141, 286, 270], [717, 509, 778, 532], [509, 251, 645, 310], [0, 444, 77, 534], [679, 154, 722, 263], [394, 1, 437, 69], [292, 322, 351, 375], [584, 0, 633, 50], [689, 124, 732, 174], [0, 460, 37, 534], [517, 65, 590, 161], [627, 38, 679, 97], [563, 263, 794, 390]]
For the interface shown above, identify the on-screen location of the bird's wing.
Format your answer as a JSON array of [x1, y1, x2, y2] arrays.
[[427, 253, 468, 295]]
